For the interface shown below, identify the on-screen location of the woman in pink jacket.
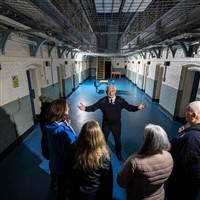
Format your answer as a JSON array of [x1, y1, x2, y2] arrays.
[[117, 124, 173, 200]]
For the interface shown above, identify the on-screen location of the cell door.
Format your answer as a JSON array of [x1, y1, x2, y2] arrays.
[[188, 69, 200, 101], [153, 64, 164, 101], [26, 70, 36, 121], [57, 65, 64, 98], [105, 61, 111, 79]]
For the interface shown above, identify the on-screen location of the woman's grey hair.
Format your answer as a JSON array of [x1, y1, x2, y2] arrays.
[[138, 123, 171, 155]]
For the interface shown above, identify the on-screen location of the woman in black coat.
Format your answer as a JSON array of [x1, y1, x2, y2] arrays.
[[69, 121, 113, 200]]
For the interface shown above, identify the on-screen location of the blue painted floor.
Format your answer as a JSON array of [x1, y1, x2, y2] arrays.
[[0, 77, 184, 200]]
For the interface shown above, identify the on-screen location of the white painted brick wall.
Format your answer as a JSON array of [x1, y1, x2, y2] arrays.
[[1, 61, 29, 105]]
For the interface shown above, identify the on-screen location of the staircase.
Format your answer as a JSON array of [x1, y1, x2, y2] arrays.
[[96, 56, 105, 80]]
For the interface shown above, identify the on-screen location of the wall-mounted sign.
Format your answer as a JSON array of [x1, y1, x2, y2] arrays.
[[12, 75, 19, 88]]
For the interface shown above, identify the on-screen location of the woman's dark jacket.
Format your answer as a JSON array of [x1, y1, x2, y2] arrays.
[[39, 102, 51, 159], [69, 155, 113, 200]]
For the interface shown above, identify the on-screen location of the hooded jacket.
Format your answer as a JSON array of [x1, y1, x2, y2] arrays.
[[45, 121, 77, 175]]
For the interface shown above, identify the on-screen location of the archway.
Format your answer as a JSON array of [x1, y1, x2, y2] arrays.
[[174, 63, 200, 121], [26, 63, 43, 120]]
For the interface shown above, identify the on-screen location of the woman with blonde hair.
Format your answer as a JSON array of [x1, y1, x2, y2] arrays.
[[69, 121, 113, 200]]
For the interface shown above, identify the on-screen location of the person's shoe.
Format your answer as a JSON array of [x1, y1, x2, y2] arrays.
[[116, 153, 123, 161]]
